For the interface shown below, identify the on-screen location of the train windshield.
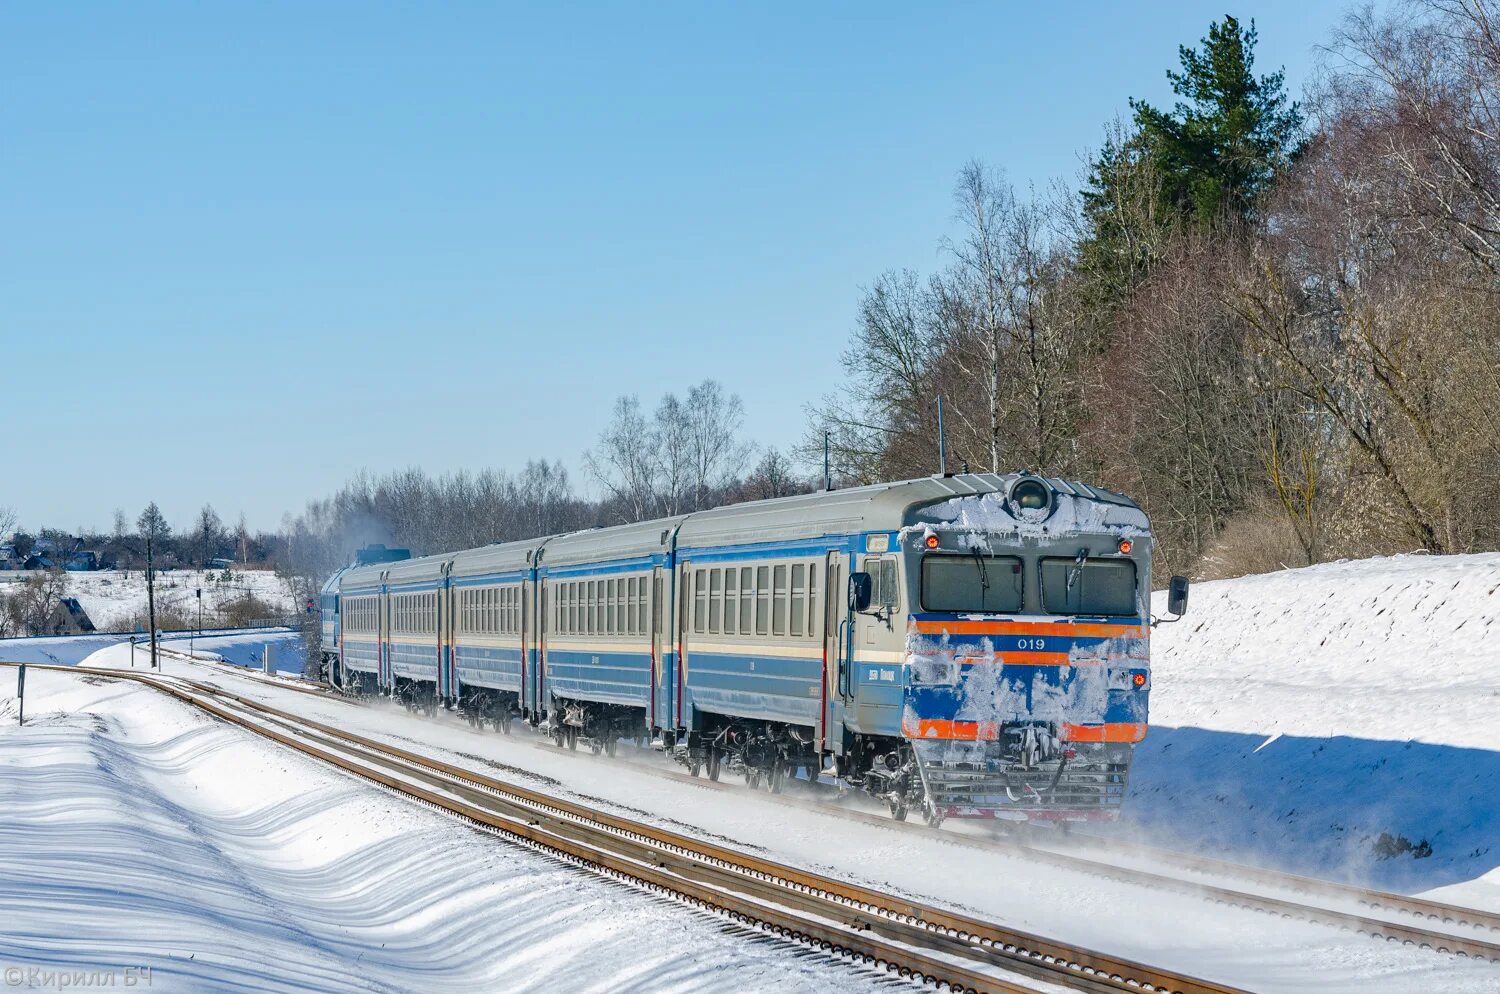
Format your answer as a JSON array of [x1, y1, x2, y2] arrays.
[[920, 554, 1024, 613], [1039, 557, 1137, 617]]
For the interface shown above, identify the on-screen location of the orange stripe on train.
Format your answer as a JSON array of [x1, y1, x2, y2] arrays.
[[902, 717, 1148, 743], [911, 620, 1147, 639]]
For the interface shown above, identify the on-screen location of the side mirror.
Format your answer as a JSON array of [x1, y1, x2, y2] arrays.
[[1167, 575, 1190, 616], [848, 572, 873, 614]]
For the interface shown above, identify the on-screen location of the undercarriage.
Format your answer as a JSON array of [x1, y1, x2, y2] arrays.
[[674, 716, 821, 792]]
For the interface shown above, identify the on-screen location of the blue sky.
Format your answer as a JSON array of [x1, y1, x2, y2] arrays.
[[3, 1, 1352, 534]]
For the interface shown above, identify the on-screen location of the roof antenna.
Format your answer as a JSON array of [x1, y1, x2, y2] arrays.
[[937, 395, 948, 475], [823, 431, 832, 492]]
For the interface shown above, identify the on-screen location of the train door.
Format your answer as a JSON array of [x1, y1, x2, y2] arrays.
[[676, 561, 691, 731], [520, 577, 529, 716], [536, 577, 549, 721], [379, 571, 391, 690], [650, 565, 665, 734], [824, 553, 846, 749], [438, 581, 449, 702]]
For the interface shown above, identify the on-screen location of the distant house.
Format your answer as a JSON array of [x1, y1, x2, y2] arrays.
[[23, 549, 100, 571], [54, 598, 96, 634]]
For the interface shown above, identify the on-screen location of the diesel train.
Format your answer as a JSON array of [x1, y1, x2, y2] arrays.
[[317, 473, 1187, 825]]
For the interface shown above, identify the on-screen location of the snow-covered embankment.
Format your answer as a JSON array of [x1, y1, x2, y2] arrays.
[[1124, 553, 1500, 903]]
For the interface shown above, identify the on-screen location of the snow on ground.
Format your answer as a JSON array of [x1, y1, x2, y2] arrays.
[[0, 568, 297, 632], [1126, 553, 1500, 904], [73, 642, 1498, 994], [0, 629, 304, 672], [0, 668, 889, 994]]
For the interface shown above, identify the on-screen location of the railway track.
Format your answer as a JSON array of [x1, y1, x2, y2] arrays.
[[8, 662, 1247, 994], [16, 658, 1499, 973], [618, 751, 1500, 961], [103, 655, 1500, 961]]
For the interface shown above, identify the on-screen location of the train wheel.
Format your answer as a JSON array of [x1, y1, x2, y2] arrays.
[[552, 726, 565, 748], [604, 737, 617, 758], [922, 802, 944, 829], [568, 727, 579, 751], [590, 738, 603, 756], [766, 760, 787, 794], [500, 714, 513, 735], [744, 770, 759, 790], [705, 749, 721, 781], [889, 797, 908, 822]]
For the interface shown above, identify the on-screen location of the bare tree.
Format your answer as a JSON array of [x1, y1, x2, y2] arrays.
[[943, 161, 1014, 471], [586, 396, 660, 522], [138, 502, 169, 668], [685, 380, 750, 510], [194, 504, 223, 568]]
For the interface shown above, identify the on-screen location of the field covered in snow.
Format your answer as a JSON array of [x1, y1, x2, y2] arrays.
[[1131, 553, 1500, 905], [0, 568, 297, 632]]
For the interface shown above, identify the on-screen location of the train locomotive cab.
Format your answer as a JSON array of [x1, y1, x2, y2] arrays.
[[852, 475, 1158, 826]]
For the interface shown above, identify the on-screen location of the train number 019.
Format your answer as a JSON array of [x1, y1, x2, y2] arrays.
[[1015, 637, 1047, 651]]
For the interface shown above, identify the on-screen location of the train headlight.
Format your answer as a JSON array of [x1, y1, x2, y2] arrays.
[[1008, 477, 1053, 517], [1132, 672, 1147, 688], [924, 534, 940, 549], [1117, 538, 1133, 554]]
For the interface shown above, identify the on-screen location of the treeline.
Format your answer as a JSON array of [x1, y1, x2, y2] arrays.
[[278, 380, 811, 582], [807, 6, 1500, 580], [1, 504, 276, 573]]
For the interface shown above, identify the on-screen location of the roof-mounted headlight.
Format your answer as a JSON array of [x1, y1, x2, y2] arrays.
[[1008, 477, 1053, 518]]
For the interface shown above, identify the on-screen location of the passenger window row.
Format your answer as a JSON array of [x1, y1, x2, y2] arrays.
[[554, 575, 649, 638], [460, 585, 521, 636], [393, 592, 437, 635], [691, 561, 819, 640]]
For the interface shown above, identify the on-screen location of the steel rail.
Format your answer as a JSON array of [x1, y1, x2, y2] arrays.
[[613, 751, 1500, 961]]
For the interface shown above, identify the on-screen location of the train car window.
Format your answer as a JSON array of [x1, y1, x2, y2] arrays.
[[626, 577, 637, 635], [880, 559, 898, 614], [1039, 557, 1138, 617], [709, 570, 722, 633], [605, 579, 616, 634], [693, 569, 707, 634], [592, 580, 602, 635], [807, 567, 819, 637], [724, 568, 739, 636], [616, 580, 626, 635], [790, 564, 806, 635], [739, 567, 754, 633], [755, 566, 770, 635], [921, 555, 1025, 613], [772, 565, 788, 636]]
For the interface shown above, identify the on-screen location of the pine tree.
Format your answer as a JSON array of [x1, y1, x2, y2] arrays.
[[1131, 15, 1304, 224], [1078, 16, 1304, 301]]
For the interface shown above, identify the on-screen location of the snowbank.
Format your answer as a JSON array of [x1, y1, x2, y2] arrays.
[[0, 670, 880, 993], [1122, 553, 1500, 901]]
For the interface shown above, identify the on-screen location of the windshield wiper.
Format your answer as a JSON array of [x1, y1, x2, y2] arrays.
[[1066, 547, 1088, 592], [971, 546, 990, 593]]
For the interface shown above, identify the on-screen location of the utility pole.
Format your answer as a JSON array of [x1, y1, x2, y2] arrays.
[[146, 528, 158, 670], [937, 395, 948, 474], [823, 431, 832, 492], [192, 587, 201, 659]]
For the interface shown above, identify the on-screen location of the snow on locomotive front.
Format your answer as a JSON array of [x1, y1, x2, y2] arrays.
[[897, 475, 1152, 823]]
